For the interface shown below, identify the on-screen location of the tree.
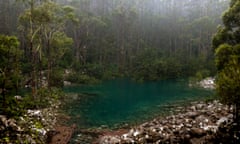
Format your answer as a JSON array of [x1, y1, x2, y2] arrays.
[[213, 0, 240, 126], [18, 0, 74, 90], [0, 35, 21, 106], [32, 1, 74, 87], [1, 0, 229, 83]]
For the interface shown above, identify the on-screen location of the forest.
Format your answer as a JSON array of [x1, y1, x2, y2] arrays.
[[0, 0, 229, 85], [3, 0, 240, 143]]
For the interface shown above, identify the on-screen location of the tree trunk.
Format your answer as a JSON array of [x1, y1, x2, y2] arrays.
[[47, 38, 51, 88], [30, 41, 37, 100]]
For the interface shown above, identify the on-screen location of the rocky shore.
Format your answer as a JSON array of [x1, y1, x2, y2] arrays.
[[98, 100, 240, 144], [0, 98, 63, 143]]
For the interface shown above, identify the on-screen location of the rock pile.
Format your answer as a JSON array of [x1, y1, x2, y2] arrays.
[[198, 77, 215, 89], [99, 100, 239, 144], [0, 99, 60, 143]]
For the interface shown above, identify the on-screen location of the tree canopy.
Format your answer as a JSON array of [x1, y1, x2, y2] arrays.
[[0, 35, 21, 105], [213, 0, 240, 126]]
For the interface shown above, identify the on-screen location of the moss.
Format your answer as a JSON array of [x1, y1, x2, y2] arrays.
[[34, 121, 43, 129]]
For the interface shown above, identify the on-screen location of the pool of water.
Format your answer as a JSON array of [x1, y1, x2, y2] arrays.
[[63, 79, 213, 128]]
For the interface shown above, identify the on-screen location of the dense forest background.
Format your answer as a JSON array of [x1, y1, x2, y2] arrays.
[[0, 0, 230, 86]]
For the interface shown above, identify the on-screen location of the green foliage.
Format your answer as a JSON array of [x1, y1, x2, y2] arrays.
[[213, 0, 240, 125], [0, 35, 22, 105], [214, 44, 240, 105], [66, 73, 100, 85], [18, 0, 74, 89], [22, 88, 64, 109], [83, 63, 105, 79], [195, 69, 211, 81], [102, 65, 122, 80], [58, 48, 74, 68], [0, 97, 25, 118], [130, 48, 212, 82], [51, 32, 73, 62], [70, 62, 121, 83], [49, 68, 64, 88], [131, 57, 181, 82], [216, 57, 240, 105], [34, 121, 43, 129], [215, 44, 233, 70]]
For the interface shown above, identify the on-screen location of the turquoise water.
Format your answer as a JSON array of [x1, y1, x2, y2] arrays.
[[63, 79, 213, 128]]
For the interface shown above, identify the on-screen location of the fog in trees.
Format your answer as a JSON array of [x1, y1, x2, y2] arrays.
[[0, 0, 230, 83]]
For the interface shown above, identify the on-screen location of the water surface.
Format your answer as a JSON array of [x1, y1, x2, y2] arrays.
[[64, 79, 213, 128]]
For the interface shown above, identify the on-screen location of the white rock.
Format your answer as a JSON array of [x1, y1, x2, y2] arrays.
[[145, 134, 149, 139], [32, 128, 47, 135], [133, 130, 140, 137], [185, 118, 190, 123], [203, 125, 218, 133], [0, 115, 7, 123], [178, 123, 184, 129], [152, 128, 156, 132], [122, 133, 128, 140], [14, 95, 22, 100], [217, 117, 228, 125], [198, 77, 215, 89], [159, 126, 164, 131], [64, 81, 71, 86], [129, 128, 135, 135], [204, 119, 209, 123], [27, 110, 41, 116]]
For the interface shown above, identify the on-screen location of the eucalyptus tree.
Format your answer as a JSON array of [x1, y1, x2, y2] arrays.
[[213, 0, 240, 126], [31, 1, 74, 87], [12, 0, 229, 82], [18, 0, 74, 95]]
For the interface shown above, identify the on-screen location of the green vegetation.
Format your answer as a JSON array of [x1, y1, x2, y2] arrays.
[[0, 0, 234, 142], [213, 0, 240, 125], [0, 35, 21, 107]]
